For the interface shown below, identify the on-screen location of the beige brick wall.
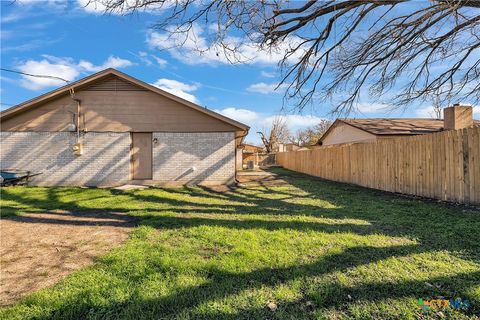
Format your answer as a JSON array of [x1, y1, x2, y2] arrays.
[[152, 132, 235, 185], [1, 131, 235, 186], [0, 132, 130, 186]]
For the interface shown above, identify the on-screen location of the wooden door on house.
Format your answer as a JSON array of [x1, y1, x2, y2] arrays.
[[131, 132, 152, 180]]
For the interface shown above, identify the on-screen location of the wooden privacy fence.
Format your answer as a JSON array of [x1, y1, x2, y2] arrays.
[[277, 126, 480, 205]]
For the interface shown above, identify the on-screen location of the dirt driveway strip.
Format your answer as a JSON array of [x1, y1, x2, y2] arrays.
[[0, 211, 136, 306], [236, 169, 288, 186]]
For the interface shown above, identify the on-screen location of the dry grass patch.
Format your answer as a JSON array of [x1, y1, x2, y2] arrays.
[[0, 211, 136, 305]]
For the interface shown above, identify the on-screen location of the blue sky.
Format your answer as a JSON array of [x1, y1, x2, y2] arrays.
[[1, 1, 478, 144]]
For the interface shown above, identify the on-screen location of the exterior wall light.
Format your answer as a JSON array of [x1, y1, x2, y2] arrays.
[[67, 123, 76, 132]]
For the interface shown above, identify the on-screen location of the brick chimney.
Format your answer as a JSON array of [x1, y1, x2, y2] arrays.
[[443, 104, 473, 130]]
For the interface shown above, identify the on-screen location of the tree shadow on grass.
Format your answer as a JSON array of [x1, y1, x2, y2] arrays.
[[194, 270, 480, 319], [2, 168, 479, 319], [0, 187, 129, 216], [139, 214, 376, 235], [2, 167, 480, 260], [259, 168, 480, 260], [41, 244, 479, 319], [128, 169, 480, 261], [7, 210, 136, 227], [4, 182, 478, 260]]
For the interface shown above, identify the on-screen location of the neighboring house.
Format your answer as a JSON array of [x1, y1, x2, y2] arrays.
[[242, 144, 264, 166], [0, 69, 249, 186], [243, 143, 264, 154], [277, 143, 301, 152], [296, 147, 311, 151], [318, 105, 476, 146]]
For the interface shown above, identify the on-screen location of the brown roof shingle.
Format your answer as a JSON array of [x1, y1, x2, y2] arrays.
[[318, 117, 480, 145], [341, 118, 446, 135]]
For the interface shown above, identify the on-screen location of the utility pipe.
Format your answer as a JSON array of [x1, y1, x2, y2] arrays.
[[73, 98, 81, 141]]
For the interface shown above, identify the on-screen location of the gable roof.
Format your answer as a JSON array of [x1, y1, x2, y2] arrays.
[[242, 143, 263, 149], [318, 118, 447, 144], [342, 118, 446, 135], [0, 68, 249, 132], [242, 143, 264, 153]]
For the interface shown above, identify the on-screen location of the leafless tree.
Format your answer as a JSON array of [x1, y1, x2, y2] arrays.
[[88, 0, 480, 114], [313, 119, 333, 137], [289, 128, 312, 146], [429, 92, 444, 119], [258, 116, 290, 153], [289, 119, 333, 146]]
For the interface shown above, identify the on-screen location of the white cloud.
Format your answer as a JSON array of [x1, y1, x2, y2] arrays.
[[136, 51, 152, 66], [16, 55, 133, 90], [77, 0, 108, 14], [1, 12, 29, 24], [152, 78, 199, 103], [17, 0, 67, 8], [261, 71, 276, 78], [354, 103, 389, 114], [151, 55, 167, 67], [416, 105, 480, 119], [214, 107, 259, 124], [217, 107, 325, 129], [18, 58, 80, 90], [78, 56, 133, 72], [147, 23, 304, 66], [133, 51, 167, 68], [146, 24, 217, 65], [415, 106, 442, 118], [214, 107, 326, 137], [77, 0, 170, 14], [262, 114, 324, 129], [246, 82, 285, 94], [2, 38, 61, 52]]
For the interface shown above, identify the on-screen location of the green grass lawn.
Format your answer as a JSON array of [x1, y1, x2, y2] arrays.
[[1, 168, 479, 319]]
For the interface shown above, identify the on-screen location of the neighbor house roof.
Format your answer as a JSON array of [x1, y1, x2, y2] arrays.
[[318, 118, 450, 145], [0, 68, 249, 134], [243, 143, 263, 148], [342, 118, 446, 135], [242, 144, 264, 153]]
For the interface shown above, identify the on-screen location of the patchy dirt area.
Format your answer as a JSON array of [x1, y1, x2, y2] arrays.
[[236, 168, 288, 186], [0, 211, 136, 306]]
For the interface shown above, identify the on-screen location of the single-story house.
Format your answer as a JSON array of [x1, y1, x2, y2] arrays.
[[239, 144, 264, 169], [0, 69, 249, 186], [277, 143, 302, 152], [317, 105, 477, 146]]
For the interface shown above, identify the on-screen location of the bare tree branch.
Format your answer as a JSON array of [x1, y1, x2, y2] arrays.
[[289, 119, 332, 146], [257, 116, 290, 153], [88, 0, 480, 114]]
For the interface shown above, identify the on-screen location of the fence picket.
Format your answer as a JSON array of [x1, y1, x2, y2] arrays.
[[276, 127, 479, 205]]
